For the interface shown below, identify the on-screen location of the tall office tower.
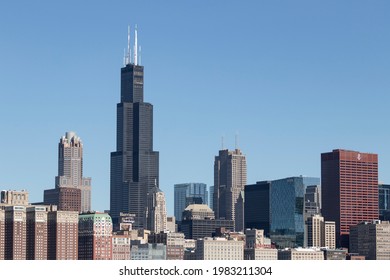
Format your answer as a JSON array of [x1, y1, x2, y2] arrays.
[[146, 186, 167, 233], [26, 206, 48, 260], [78, 212, 113, 260], [47, 206, 79, 260], [321, 149, 379, 248], [350, 220, 390, 260], [0, 209, 4, 260], [235, 191, 245, 232], [244, 176, 320, 248], [213, 148, 247, 231], [379, 184, 390, 221], [304, 185, 321, 220], [209, 186, 214, 210], [110, 26, 159, 229], [44, 132, 91, 212], [174, 183, 208, 221], [4, 206, 26, 259]]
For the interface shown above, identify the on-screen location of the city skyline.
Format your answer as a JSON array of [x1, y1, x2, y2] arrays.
[[1, 1, 390, 215]]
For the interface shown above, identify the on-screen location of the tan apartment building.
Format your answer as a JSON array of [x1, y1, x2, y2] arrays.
[[196, 237, 244, 260], [278, 248, 324, 260]]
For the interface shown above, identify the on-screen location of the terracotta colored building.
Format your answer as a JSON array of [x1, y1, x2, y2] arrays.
[[47, 207, 79, 260], [321, 149, 379, 248], [78, 212, 113, 260]]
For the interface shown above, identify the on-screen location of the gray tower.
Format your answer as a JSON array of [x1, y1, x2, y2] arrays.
[[110, 26, 159, 229], [213, 148, 247, 231]]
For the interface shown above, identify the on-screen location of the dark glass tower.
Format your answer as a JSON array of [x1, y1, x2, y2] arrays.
[[110, 28, 159, 229]]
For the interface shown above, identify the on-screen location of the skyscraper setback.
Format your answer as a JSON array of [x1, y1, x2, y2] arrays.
[[213, 148, 247, 231], [110, 26, 159, 229], [44, 132, 92, 212], [321, 149, 379, 248]]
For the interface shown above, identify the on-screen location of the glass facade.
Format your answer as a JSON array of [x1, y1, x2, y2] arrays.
[[379, 184, 390, 221], [270, 177, 320, 248], [174, 183, 208, 221]]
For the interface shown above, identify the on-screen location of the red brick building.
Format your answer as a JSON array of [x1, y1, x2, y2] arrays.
[[321, 149, 379, 248]]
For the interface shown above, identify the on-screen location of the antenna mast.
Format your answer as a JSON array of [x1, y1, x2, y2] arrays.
[[123, 48, 126, 66], [126, 25, 131, 64], [139, 45, 142, 65], [134, 24, 138, 65]]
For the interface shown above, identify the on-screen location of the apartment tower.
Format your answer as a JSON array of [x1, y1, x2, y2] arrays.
[[78, 212, 113, 260], [4, 206, 26, 259], [47, 206, 79, 260], [26, 206, 48, 260]]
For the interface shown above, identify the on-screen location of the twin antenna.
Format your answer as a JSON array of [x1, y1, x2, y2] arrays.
[[124, 25, 141, 66], [221, 133, 240, 150]]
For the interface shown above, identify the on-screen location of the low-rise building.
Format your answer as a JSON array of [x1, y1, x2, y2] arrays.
[[196, 237, 244, 260], [149, 231, 185, 260], [278, 248, 324, 260], [244, 248, 278, 260], [130, 241, 166, 260]]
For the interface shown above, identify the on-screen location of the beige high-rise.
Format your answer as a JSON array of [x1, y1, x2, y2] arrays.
[[44, 132, 92, 212], [146, 186, 167, 233], [306, 214, 336, 249], [214, 149, 247, 231]]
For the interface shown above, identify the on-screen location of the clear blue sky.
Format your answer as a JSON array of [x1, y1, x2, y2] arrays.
[[1, 1, 389, 216]]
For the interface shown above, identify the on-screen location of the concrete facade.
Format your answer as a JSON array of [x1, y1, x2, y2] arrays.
[[214, 149, 247, 231], [196, 237, 244, 260], [350, 220, 390, 260]]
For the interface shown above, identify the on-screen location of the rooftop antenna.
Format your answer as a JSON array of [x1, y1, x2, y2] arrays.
[[235, 132, 239, 150], [221, 136, 225, 150], [139, 45, 142, 65], [126, 25, 131, 65], [134, 24, 138, 65], [123, 48, 126, 66]]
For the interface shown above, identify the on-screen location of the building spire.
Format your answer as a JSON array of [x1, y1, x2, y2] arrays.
[[134, 24, 138, 65], [139, 45, 142, 66], [123, 48, 126, 67], [126, 25, 131, 65]]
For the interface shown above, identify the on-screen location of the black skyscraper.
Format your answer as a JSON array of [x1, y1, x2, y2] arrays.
[[110, 27, 159, 229]]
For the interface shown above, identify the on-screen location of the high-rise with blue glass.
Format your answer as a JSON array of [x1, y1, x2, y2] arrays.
[[174, 183, 208, 221], [244, 176, 320, 248], [379, 184, 390, 221]]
